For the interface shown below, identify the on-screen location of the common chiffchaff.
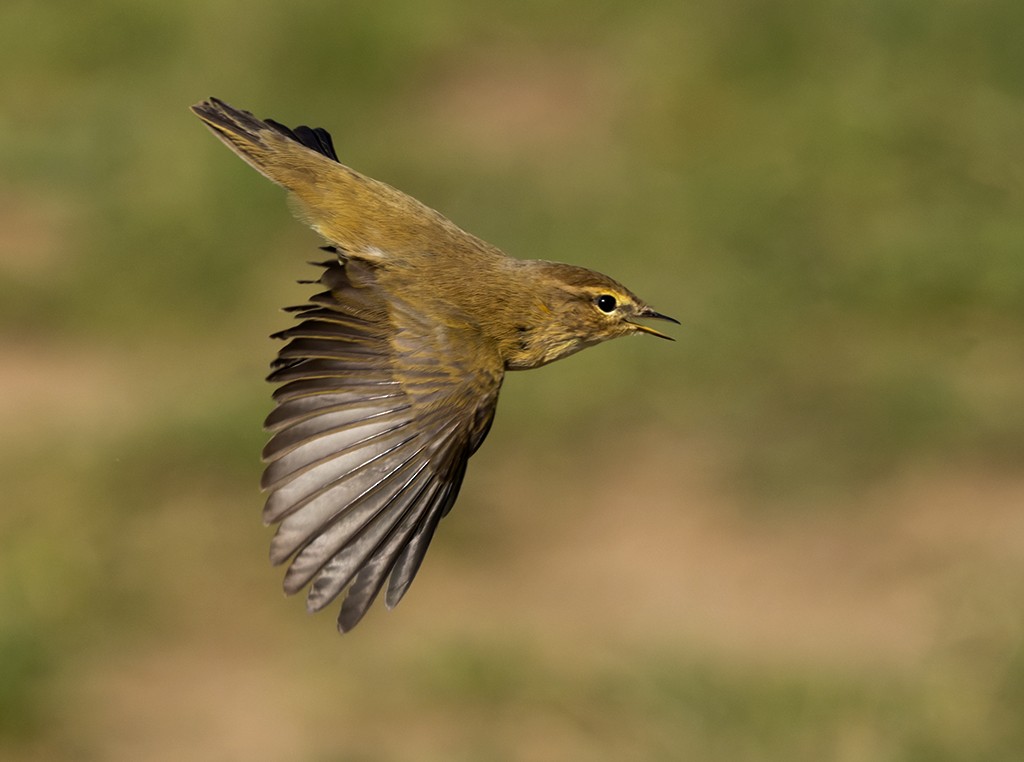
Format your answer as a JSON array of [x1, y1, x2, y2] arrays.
[[191, 98, 676, 632]]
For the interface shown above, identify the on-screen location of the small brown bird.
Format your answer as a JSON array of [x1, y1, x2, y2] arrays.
[[191, 98, 676, 632]]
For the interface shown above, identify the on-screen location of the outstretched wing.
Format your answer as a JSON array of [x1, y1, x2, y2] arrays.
[[262, 254, 503, 632], [191, 98, 499, 263]]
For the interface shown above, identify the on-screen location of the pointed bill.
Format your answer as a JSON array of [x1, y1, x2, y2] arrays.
[[631, 306, 679, 340]]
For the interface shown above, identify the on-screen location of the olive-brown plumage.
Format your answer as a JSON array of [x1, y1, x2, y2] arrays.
[[191, 98, 676, 632]]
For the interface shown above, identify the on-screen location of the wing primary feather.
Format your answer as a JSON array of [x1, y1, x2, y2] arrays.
[[384, 487, 450, 610], [262, 404, 411, 462], [306, 464, 439, 615], [278, 416, 462, 570], [270, 322, 381, 343], [263, 425, 418, 525], [275, 307, 383, 332], [282, 449, 433, 593], [271, 377, 400, 403], [264, 390, 405, 431], [275, 338, 385, 361], [336, 479, 444, 632], [266, 361, 389, 384], [385, 454, 468, 608], [262, 421, 417, 498]]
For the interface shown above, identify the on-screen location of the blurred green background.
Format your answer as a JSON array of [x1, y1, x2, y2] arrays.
[[2, 0, 1023, 759]]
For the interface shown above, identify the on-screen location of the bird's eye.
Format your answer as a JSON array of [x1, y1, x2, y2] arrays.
[[596, 294, 618, 313]]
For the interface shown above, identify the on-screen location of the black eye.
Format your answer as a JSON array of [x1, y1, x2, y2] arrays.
[[596, 294, 618, 313]]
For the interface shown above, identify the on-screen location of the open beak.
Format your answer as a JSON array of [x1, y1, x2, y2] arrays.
[[630, 307, 680, 341]]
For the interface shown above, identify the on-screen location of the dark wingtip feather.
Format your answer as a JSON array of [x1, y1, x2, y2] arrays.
[[296, 125, 340, 162], [265, 118, 340, 163]]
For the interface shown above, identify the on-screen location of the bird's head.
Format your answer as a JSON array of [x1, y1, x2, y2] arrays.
[[503, 261, 678, 368]]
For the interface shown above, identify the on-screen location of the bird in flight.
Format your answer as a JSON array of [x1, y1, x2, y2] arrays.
[[191, 98, 676, 632]]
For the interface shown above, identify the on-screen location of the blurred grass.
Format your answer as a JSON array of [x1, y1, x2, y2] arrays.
[[2, 0, 1023, 759]]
